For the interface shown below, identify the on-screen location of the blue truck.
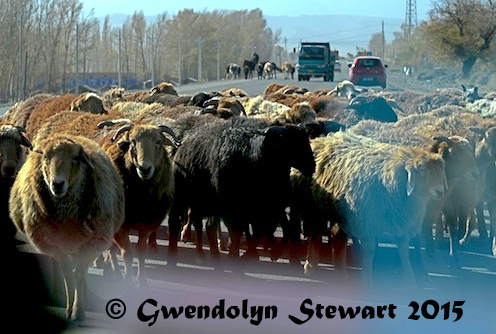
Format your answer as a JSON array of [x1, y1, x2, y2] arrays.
[[297, 42, 337, 82]]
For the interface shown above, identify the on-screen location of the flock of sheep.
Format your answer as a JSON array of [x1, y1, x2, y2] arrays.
[[1, 79, 496, 321]]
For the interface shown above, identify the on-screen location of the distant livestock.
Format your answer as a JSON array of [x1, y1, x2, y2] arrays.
[[226, 63, 241, 79]]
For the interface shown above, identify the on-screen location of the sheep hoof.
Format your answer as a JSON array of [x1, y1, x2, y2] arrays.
[[303, 260, 314, 277], [180, 227, 192, 243], [148, 241, 158, 252], [71, 308, 85, 322], [195, 254, 205, 265], [218, 239, 229, 252]]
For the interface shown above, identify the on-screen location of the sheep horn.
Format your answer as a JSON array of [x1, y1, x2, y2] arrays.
[[97, 118, 132, 129], [348, 96, 367, 105], [19, 134, 33, 150], [203, 99, 219, 108], [112, 124, 133, 142], [159, 125, 181, 148], [434, 136, 454, 147], [15, 125, 27, 133]]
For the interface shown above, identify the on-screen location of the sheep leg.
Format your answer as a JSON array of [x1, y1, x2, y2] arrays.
[[486, 202, 496, 256], [359, 237, 376, 290], [303, 232, 321, 276], [217, 220, 229, 251], [56, 254, 75, 320], [288, 206, 303, 264], [166, 206, 184, 263], [475, 202, 489, 240], [147, 231, 158, 250], [226, 220, 242, 258], [444, 207, 460, 266], [113, 228, 133, 279], [180, 209, 193, 243], [422, 203, 441, 257], [136, 229, 154, 288], [190, 211, 204, 261], [206, 216, 220, 256], [398, 236, 417, 289], [72, 258, 91, 321], [332, 227, 348, 276], [459, 209, 477, 246]]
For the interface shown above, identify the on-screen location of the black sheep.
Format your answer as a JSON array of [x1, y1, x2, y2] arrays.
[[167, 118, 315, 261]]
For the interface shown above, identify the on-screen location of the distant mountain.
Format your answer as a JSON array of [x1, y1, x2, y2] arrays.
[[103, 13, 403, 55], [265, 14, 403, 55]]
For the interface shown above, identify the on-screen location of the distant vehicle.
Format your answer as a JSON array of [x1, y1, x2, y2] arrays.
[[348, 56, 388, 89], [296, 42, 337, 82], [334, 61, 341, 73]]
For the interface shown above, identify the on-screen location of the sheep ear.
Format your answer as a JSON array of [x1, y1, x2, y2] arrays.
[[117, 138, 130, 151], [78, 148, 94, 170], [469, 127, 486, 139], [406, 167, 416, 196], [461, 84, 467, 92]]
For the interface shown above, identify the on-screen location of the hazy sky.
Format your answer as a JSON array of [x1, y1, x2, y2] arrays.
[[80, 0, 432, 20]]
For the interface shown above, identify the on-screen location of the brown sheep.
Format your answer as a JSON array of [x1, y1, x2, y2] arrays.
[[275, 102, 319, 127], [308, 95, 349, 118], [9, 134, 125, 321], [264, 83, 287, 97], [0, 122, 32, 248], [264, 92, 313, 108], [219, 87, 249, 98], [102, 122, 179, 286], [2, 93, 54, 128], [149, 82, 178, 96], [203, 96, 247, 117], [70, 92, 107, 114]]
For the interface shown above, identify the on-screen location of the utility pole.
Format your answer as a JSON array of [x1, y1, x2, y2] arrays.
[[381, 20, 385, 59], [216, 41, 220, 81], [18, 10, 24, 101], [118, 29, 122, 87], [405, 0, 417, 38], [284, 37, 288, 61], [197, 36, 202, 82], [75, 22, 79, 95], [150, 30, 155, 87], [178, 37, 182, 85]]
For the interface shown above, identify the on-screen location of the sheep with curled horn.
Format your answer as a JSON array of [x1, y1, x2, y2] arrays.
[[0, 122, 33, 249], [101, 120, 180, 287], [9, 134, 125, 321], [202, 96, 247, 117], [149, 81, 178, 96]]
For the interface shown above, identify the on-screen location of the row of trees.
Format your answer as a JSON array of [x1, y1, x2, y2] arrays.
[[367, 0, 496, 78], [0, 0, 280, 101]]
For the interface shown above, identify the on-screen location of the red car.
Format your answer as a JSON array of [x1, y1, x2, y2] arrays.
[[348, 56, 388, 88]]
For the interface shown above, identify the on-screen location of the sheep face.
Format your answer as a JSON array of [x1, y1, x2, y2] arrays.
[[39, 140, 93, 198], [0, 125, 31, 180], [406, 154, 447, 200], [289, 103, 318, 126], [266, 125, 315, 177], [71, 93, 107, 114], [433, 136, 479, 184], [117, 126, 176, 181]]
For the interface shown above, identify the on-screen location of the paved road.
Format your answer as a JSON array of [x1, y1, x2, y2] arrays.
[[6, 71, 496, 333]]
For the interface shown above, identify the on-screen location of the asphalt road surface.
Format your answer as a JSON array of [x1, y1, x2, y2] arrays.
[[4, 71, 496, 334]]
